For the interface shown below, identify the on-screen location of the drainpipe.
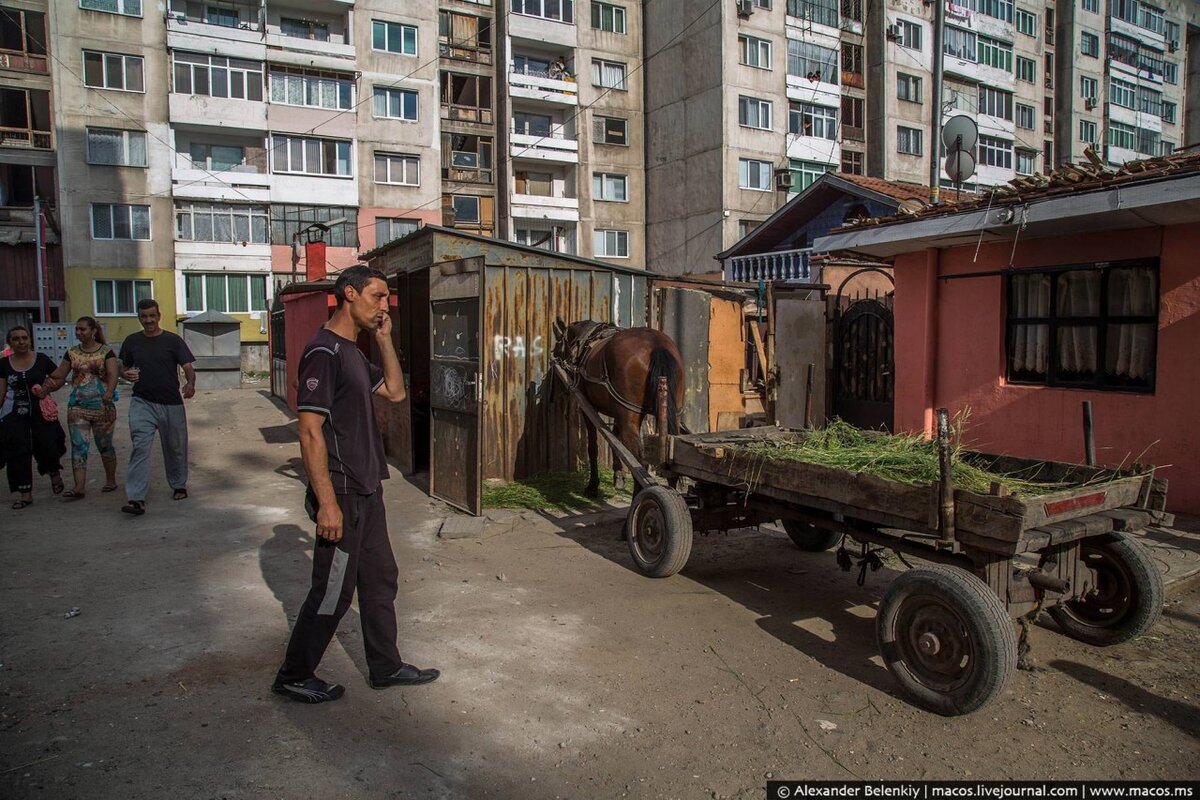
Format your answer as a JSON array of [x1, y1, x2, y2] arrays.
[[928, 0, 946, 203], [34, 195, 47, 323]]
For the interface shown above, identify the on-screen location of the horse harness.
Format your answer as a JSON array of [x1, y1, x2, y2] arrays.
[[560, 322, 676, 417]]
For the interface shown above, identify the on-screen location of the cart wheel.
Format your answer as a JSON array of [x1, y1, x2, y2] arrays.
[[626, 486, 693, 578], [876, 565, 1016, 716], [781, 519, 841, 552], [1048, 532, 1164, 646]]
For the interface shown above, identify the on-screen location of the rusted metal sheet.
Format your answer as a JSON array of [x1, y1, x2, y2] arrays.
[[658, 286, 710, 434], [429, 271, 482, 515]]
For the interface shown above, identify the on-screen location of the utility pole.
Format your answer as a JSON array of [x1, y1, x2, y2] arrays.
[[928, 0, 946, 203], [34, 195, 47, 322]]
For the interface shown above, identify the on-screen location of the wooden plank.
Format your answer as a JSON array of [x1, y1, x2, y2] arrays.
[[1096, 508, 1152, 532]]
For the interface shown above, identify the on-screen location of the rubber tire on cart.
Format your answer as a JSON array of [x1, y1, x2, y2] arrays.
[[876, 565, 1017, 716], [626, 486, 693, 578], [781, 519, 841, 552], [1047, 532, 1164, 646]]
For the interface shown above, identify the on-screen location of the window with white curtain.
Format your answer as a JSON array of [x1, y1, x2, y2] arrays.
[[593, 228, 629, 257], [175, 202, 269, 243], [86, 128, 147, 166], [738, 158, 773, 190], [592, 172, 628, 201], [591, 59, 626, 89], [269, 67, 354, 110], [271, 135, 352, 176]]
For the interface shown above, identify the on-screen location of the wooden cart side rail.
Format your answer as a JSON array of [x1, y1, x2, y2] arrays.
[[963, 451, 1151, 486], [955, 475, 1146, 542]]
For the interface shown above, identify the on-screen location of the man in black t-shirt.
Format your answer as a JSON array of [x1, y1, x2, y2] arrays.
[[119, 299, 196, 516], [272, 265, 440, 704]]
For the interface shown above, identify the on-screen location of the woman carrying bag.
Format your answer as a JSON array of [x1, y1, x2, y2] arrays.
[[0, 325, 67, 509], [47, 316, 119, 498]]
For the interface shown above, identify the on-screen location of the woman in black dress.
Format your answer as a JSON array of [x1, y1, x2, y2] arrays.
[[0, 325, 67, 509]]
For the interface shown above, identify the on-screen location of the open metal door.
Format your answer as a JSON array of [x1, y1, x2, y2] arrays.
[[773, 290, 827, 429], [429, 260, 483, 515]]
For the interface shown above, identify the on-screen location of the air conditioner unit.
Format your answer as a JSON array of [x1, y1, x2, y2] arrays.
[[1168, 40, 1179, 53], [736, 0, 754, 18], [886, 23, 902, 41], [1085, 96, 1098, 110], [775, 169, 795, 190]]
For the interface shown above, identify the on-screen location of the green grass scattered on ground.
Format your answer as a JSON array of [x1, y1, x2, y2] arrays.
[[483, 466, 633, 511]]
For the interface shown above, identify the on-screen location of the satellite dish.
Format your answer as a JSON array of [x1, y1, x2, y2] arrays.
[[941, 114, 979, 152], [944, 149, 977, 183]]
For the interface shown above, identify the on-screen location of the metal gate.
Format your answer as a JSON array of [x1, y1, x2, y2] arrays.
[[832, 270, 894, 432], [269, 300, 286, 402]]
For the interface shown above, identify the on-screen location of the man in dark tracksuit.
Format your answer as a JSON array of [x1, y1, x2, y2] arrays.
[[272, 265, 439, 704]]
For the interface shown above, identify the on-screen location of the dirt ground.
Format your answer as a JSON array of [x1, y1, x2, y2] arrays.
[[1, 387, 1197, 799]]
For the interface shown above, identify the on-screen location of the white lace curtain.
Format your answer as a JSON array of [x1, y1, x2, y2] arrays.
[[1010, 273, 1051, 376]]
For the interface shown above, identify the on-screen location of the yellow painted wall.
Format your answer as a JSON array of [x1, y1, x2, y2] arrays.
[[64, 267, 178, 345], [228, 313, 269, 344]]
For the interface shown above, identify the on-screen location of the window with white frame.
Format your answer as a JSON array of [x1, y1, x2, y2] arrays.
[[591, 1, 625, 32], [593, 228, 629, 258], [786, 0, 837, 26], [175, 202, 268, 243], [1162, 101, 1176, 124], [1016, 103, 1035, 130], [789, 102, 837, 139], [1109, 77, 1136, 109], [591, 59, 626, 89], [738, 158, 772, 190], [977, 35, 1013, 71], [91, 203, 150, 240], [738, 96, 773, 130], [81, 0, 142, 16], [1163, 61, 1178, 84], [270, 205, 359, 247], [943, 26, 976, 61], [86, 127, 147, 167], [1160, 140, 1174, 156], [1080, 32, 1099, 57], [271, 135, 352, 176], [94, 279, 152, 316], [786, 39, 838, 82], [898, 19, 921, 50], [1016, 149, 1037, 175], [593, 115, 628, 145], [592, 172, 628, 201], [1080, 76, 1098, 100], [979, 0, 1013, 22], [172, 52, 263, 100], [897, 126, 922, 155], [1082, 0, 1098, 11], [280, 17, 329, 41], [373, 86, 419, 120], [978, 135, 1013, 168], [374, 152, 420, 185], [376, 217, 420, 245], [897, 72, 921, 102], [1015, 8, 1036, 34], [269, 67, 354, 110], [184, 273, 268, 314], [189, 143, 246, 171], [739, 35, 772, 69], [1016, 56, 1036, 83], [789, 159, 832, 191], [83, 51, 144, 92], [1165, 20, 1180, 46], [979, 86, 1013, 120], [512, 0, 575, 23], [1079, 119, 1097, 144], [1108, 121, 1136, 150], [372, 20, 417, 54]]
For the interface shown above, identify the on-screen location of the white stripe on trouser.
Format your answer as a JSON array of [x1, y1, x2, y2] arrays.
[[126, 397, 189, 502], [317, 548, 350, 616]]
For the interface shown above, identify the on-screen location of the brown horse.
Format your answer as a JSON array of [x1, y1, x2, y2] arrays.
[[552, 318, 685, 495]]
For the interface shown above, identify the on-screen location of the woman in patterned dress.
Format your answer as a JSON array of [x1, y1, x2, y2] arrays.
[[47, 317, 119, 498]]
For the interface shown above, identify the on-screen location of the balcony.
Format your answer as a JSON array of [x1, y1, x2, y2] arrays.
[[169, 93, 268, 130], [0, 51, 48, 74], [842, 125, 865, 142], [725, 248, 816, 283], [509, 68, 579, 106], [841, 70, 865, 90], [0, 127, 51, 150], [439, 39, 493, 65], [510, 193, 579, 222], [510, 128, 578, 163]]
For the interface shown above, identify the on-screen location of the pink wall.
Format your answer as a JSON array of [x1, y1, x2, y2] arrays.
[[894, 223, 1200, 512], [279, 290, 335, 413]]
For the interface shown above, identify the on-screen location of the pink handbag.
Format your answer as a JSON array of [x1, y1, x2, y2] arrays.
[[39, 393, 59, 422]]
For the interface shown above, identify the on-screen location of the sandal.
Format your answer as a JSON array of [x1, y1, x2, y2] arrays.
[[121, 501, 146, 516], [12, 499, 33, 509], [51, 476, 64, 495], [173, 489, 188, 501], [101, 484, 119, 493], [62, 490, 86, 500]]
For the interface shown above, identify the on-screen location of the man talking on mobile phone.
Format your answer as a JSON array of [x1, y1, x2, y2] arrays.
[[272, 265, 439, 704]]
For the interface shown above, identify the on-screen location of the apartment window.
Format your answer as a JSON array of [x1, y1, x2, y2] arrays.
[[280, 18, 329, 41], [1159, 140, 1174, 156], [172, 52, 263, 101], [80, 0, 142, 17], [1162, 101, 1176, 125], [1080, 32, 1099, 57], [979, 0, 1013, 23], [514, 112, 552, 136], [511, 0, 575, 23], [1006, 260, 1158, 391], [978, 135, 1013, 168], [373, 20, 417, 54], [376, 217, 419, 246], [1016, 103, 1035, 130], [205, 5, 238, 27], [593, 229, 629, 258], [175, 202, 268, 244], [1135, 126, 1159, 155], [789, 102, 837, 139], [977, 35, 1013, 72], [841, 43, 863, 82], [271, 135, 352, 176], [83, 51, 144, 92], [1044, 139, 1054, 168], [515, 170, 553, 196], [515, 225, 571, 252], [592, 172, 628, 201], [591, 59, 626, 89], [1079, 119, 1097, 144], [269, 67, 353, 110], [1163, 62, 1178, 85], [184, 273, 268, 314], [1165, 20, 1180, 46], [1109, 122, 1138, 150], [1080, 76, 1098, 100], [91, 203, 150, 240], [1015, 8, 1036, 34], [897, 72, 921, 103], [1016, 149, 1037, 176], [943, 26, 976, 61], [978, 86, 1013, 121], [790, 159, 832, 192], [740, 35, 772, 69], [441, 73, 492, 123], [1082, 0, 1098, 11], [86, 128, 147, 167], [738, 96, 773, 130], [1107, 77, 1136, 109], [94, 279, 152, 316], [897, 19, 921, 51], [373, 86, 419, 120], [841, 150, 864, 175], [270, 205, 358, 247], [738, 158, 772, 191], [452, 195, 480, 223], [786, 0, 837, 28], [439, 11, 492, 57], [786, 40, 838, 83], [189, 143, 246, 171], [442, 133, 493, 182], [841, 0, 862, 22], [591, 1, 625, 32], [1016, 56, 1036, 83], [841, 96, 864, 138], [593, 115, 628, 145], [897, 126, 922, 156], [374, 152, 420, 185], [1137, 3, 1164, 34]]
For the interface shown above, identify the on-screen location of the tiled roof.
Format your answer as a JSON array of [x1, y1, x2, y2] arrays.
[[834, 174, 935, 202]]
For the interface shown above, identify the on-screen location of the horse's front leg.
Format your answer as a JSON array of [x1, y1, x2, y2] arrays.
[[584, 416, 600, 497]]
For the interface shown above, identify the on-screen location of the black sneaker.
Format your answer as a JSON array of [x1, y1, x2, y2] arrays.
[[271, 676, 345, 704], [370, 663, 440, 689]]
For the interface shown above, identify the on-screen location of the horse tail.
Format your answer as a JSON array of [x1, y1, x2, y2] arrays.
[[645, 348, 680, 435]]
